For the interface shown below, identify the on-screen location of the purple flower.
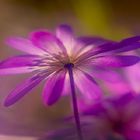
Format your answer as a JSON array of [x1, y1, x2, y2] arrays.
[[81, 93, 140, 140], [1, 25, 140, 139], [0, 25, 140, 107]]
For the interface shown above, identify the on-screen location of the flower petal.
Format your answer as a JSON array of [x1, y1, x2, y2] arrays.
[[125, 130, 140, 140], [115, 42, 140, 53], [83, 65, 132, 94], [62, 72, 71, 95], [77, 36, 110, 46], [93, 55, 140, 67], [74, 70, 102, 101], [76, 42, 117, 61], [72, 37, 112, 58], [95, 36, 140, 53], [0, 55, 37, 75], [82, 65, 123, 82], [4, 74, 46, 107], [42, 71, 66, 106], [92, 42, 118, 55], [56, 24, 76, 55], [124, 63, 140, 93], [121, 36, 140, 43], [30, 30, 67, 55], [6, 37, 46, 55], [94, 36, 140, 54], [83, 39, 140, 59], [95, 36, 140, 54], [104, 80, 132, 95]]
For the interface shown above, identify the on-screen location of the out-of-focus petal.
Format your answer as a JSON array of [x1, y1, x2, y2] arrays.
[[0, 55, 37, 75], [80, 39, 140, 60], [94, 36, 140, 54], [103, 80, 132, 95], [74, 70, 102, 101], [125, 130, 140, 140], [124, 63, 140, 93], [121, 36, 140, 43], [75, 42, 117, 61], [56, 24, 76, 55], [6, 37, 46, 55], [115, 42, 140, 53], [109, 93, 134, 107], [73, 37, 112, 58], [80, 101, 106, 116], [89, 42, 117, 56], [42, 71, 66, 106], [4, 73, 46, 107], [83, 65, 123, 82], [97, 36, 140, 53], [79, 92, 140, 140], [93, 55, 140, 67], [62, 72, 70, 96], [77, 36, 110, 46], [30, 31, 67, 55], [86, 65, 133, 94]]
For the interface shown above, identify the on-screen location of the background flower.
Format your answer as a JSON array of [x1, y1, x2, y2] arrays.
[[81, 93, 140, 140]]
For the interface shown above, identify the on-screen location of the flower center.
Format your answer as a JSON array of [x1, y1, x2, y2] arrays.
[[64, 63, 74, 68]]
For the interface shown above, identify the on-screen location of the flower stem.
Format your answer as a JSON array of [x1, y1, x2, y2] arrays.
[[67, 64, 83, 140]]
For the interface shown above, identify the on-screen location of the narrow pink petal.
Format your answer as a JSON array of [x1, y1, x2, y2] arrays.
[[77, 36, 110, 47], [42, 71, 66, 106], [73, 36, 111, 57], [0, 55, 37, 75], [56, 24, 76, 55], [93, 55, 140, 67], [74, 70, 102, 101], [62, 72, 71, 95], [6, 37, 46, 55], [30, 30, 67, 55], [0, 67, 33, 75], [4, 74, 46, 107]]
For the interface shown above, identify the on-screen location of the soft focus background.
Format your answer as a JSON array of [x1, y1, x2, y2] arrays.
[[0, 0, 140, 139]]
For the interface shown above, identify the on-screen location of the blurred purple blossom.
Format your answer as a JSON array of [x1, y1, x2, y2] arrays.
[[0, 25, 140, 107], [80, 93, 140, 140]]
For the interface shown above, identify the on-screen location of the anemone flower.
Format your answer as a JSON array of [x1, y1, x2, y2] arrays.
[[1, 25, 140, 140], [81, 93, 140, 140]]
